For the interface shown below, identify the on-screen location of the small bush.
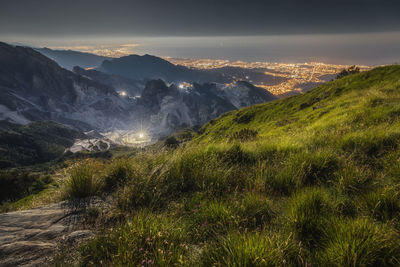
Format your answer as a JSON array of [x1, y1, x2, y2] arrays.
[[318, 218, 400, 266], [336, 65, 360, 79], [200, 231, 303, 266], [164, 136, 180, 148], [64, 161, 103, 199], [0, 170, 52, 203]]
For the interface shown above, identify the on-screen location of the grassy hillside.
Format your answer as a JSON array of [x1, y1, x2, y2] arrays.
[[55, 66, 400, 266], [0, 120, 85, 167], [0, 121, 87, 209]]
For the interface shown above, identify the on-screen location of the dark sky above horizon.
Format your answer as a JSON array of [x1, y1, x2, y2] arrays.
[[1, 0, 400, 64], [1, 0, 400, 36]]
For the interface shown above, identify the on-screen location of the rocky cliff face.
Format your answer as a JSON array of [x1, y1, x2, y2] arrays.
[[218, 81, 277, 109], [72, 66, 144, 97], [0, 42, 133, 131], [132, 80, 275, 137]]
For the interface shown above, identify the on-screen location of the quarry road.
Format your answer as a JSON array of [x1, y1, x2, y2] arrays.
[[0, 198, 105, 267]]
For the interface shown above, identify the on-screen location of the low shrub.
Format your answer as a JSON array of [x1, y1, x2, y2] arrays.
[[0, 170, 52, 203], [164, 136, 180, 148], [336, 65, 360, 79]]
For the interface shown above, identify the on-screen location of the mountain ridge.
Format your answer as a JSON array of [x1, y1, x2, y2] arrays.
[[36, 47, 111, 70]]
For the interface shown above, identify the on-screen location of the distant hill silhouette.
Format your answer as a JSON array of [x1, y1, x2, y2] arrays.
[[99, 54, 203, 82], [36, 47, 111, 70], [99, 54, 288, 85]]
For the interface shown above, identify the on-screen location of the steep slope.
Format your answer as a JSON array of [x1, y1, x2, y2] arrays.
[[35, 48, 111, 70], [218, 80, 277, 109], [57, 65, 400, 266], [0, 42, 133, 130], [197, 65, 400, 143], [132, 80, 276, 136]]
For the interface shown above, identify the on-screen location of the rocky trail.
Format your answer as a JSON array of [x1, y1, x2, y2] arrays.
[[0, 198, 105, 266]]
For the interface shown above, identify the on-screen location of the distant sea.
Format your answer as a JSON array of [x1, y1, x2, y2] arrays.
[[6, 32, 400, 66]]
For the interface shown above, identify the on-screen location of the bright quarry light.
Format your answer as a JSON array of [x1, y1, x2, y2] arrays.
[[178, 82, 193, 89], [138, 132, 144, 138], [120, 91, 127, 96]]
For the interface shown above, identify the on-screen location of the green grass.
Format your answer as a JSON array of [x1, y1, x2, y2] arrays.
[[80, 211, 191, 267], [317, 218, 400, 266], [63, 160, 104, 199], [285, 187, 335, 249], [45, 65, 400, 265], [200, 231, 303, 267]]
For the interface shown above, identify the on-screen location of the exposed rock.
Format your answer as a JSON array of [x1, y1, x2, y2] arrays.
[[0, 42, 133, 131], [73, 66, 144, 97], [0, 198, 105, 266], [65, 230, 94, 244]]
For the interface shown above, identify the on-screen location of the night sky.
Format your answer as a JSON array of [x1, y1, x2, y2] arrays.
[[1, 0, 400, 64]]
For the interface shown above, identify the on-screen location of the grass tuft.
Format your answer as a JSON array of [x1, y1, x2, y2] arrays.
[[64, 160, 103, 199], [318, 218, 400, 266]]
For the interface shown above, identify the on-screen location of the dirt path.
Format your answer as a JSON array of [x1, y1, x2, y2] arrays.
[[0, 198, 104, 266]]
